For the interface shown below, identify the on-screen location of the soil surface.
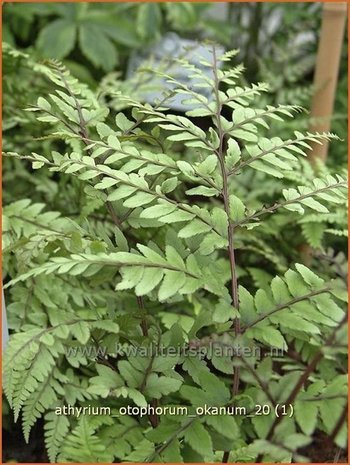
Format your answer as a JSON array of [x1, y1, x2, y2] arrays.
[[299, 431, 347, 463]]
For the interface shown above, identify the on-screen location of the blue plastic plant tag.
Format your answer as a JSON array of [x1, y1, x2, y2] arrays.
[[127, 32, 225, 111]]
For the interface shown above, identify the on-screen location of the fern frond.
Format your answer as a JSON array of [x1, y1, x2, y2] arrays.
[[240, 264, 345, 350], [233, 175, 347, 228], [229, 132, 340, 178], [58, 416, 114, 463], [301, 222, 326, 248], [6, 247, 229, 300], [3, 199, 75, 251], [4, 323, 85, 407], [4, 151, 226, 244], [22, 369, 59, 441], [44, 410, 70, 463], [3, 328, 64, 418]]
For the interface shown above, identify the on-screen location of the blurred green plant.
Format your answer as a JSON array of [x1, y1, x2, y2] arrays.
[[3, 3, 220, 73]]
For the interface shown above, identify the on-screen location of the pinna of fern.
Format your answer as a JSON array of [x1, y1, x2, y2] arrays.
[[3, 45, 347, 463]]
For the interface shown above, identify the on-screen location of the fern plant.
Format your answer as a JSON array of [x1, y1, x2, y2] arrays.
[[3, 45, 347, 463]]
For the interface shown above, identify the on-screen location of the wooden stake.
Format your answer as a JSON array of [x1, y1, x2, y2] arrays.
[[308, 2, 347, 164], [301, 3, 346, 266]]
